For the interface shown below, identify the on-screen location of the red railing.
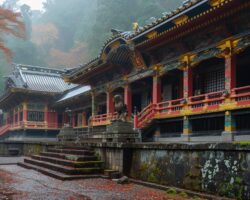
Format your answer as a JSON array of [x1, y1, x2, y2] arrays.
[[0, 124, 10, 136], [189, 91, 225, 110], [91, 113, 118, 125], [137, 103, 157, 128], [0, 121, 61, 137], [158, 99, 184, 114], [135, 92, 225, 129], [232, 86, 250, 103]]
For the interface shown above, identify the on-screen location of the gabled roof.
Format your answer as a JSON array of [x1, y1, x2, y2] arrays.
[[7, 64, 76, 93]]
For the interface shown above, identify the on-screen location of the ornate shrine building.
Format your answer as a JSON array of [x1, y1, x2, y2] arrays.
[[0, 64, 91, 141], [64, 0, 250, 142], [0, 0, 250, 143]]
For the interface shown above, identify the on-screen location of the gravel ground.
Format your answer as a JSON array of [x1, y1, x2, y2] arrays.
[[0, 165, 195, 200]]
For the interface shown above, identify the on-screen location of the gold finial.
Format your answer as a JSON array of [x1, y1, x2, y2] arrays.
[[133, 22, 139, 32]]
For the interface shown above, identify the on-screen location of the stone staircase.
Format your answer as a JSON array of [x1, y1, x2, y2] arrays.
[[18, 146, 104, 180]]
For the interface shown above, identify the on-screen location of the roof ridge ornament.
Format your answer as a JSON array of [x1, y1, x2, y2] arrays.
[[111, 29, 123, 36], [209, 0, 226, 7], [133, 22, 140, 32]]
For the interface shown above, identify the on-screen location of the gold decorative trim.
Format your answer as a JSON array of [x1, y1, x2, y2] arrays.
[[209, 0, 226, 7], [146, 31, 158, 39], [173, 15, 188, 26]]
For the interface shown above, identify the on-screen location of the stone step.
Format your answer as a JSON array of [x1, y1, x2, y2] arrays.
[[18, 162, 101, 181], [57, 146, 92, 151], [47, 148, 96, 156], [41, 152, 99, 161], [31, 155, 103, 168], [24, 158, 102, 175]]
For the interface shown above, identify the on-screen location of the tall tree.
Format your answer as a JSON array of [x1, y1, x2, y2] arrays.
[[0, 7, 25, 60]]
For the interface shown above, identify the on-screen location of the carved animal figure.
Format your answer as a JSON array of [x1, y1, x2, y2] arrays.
[[114, 94, 127, 121]]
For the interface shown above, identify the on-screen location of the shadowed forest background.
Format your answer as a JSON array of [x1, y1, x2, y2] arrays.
[[0, 0, 183, 90]]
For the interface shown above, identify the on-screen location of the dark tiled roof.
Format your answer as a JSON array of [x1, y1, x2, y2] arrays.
[[7, 64, 76, 93]]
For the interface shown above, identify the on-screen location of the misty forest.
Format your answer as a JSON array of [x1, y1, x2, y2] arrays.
[[0, 0, 182, 92]]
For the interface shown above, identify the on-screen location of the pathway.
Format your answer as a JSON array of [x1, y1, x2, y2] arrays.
[[0, 165, 195, 200]]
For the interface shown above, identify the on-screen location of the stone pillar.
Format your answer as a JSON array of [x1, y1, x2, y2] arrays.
[[182, 116, 192, 141], [106, 91, 114, 114], [183, 67, 193, 99], [225, 55, 236, 92], [152, 76, 161, 104], [154, 126, 161, 142], [124, 84, 132, 117], [222, 111, 236, 142]]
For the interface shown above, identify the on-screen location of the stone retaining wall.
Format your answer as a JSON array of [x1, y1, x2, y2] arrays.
[[1, 141, 250, 199], [0, 141, 55, 156], [89, 142, 250, 200]]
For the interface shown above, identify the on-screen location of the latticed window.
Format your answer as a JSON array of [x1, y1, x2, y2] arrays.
[[203, 68, 225, 93], [27, 111, 44, 122]]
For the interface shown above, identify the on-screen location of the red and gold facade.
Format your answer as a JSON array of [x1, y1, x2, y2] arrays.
[[64, 0, 250, 141], [1, 0, 250, 142]]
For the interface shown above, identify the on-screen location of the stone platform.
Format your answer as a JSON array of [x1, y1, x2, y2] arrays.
[[18, 146, 104, 180], [81, 121, 141, 143]]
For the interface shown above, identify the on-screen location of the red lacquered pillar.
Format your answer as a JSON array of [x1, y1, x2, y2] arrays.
[[82, 112, 87, 126], [225, 55, 236, 92], [124, 84, 132, 117], [152, 76, 161, 104], [23, 101, 28, 128]]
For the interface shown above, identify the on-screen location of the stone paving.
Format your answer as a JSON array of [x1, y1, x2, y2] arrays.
[[0, 157, 24, 165], [0, 165, 196, 200]]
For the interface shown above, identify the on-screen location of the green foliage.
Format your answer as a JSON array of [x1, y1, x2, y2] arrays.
[[65, 155, 79, 161], [234, 141, 250, 147], [166, 188, 177, 195]]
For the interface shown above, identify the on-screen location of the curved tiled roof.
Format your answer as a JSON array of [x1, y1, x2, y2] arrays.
[[7, 64, 76, 93], [65, 0, 235, 80]]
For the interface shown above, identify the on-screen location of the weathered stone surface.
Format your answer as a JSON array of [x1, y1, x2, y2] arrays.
[[1, 141, 250, 199], [57, 126, 76, 142], [104, 121, 141, 143], [127, 147, 250, 200], [106, 121, 134, 134]]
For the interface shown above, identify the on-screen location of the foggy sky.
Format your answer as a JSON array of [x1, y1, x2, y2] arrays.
[[0, 0, 45, 10]]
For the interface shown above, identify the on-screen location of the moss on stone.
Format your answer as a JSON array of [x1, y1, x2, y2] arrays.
[[148, 173, 157, 182], [66, 155, 79, 161], [234, 141, 250, 147], [166, 188, 177, 195], [179, 191, 188, 198]]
